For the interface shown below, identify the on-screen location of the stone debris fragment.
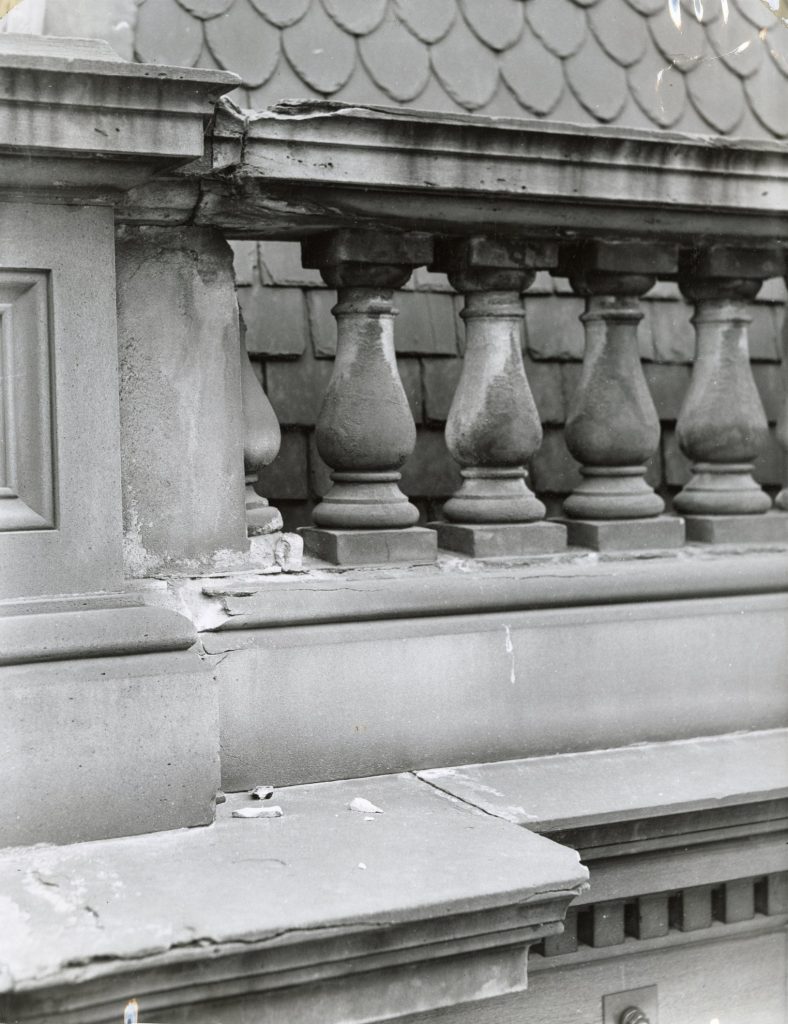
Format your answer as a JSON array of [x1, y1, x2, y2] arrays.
[[215, 790, 227, 804], [232, 805, 283, 819], [251, 785, 274, 800], [348, 797, 383, 814], [357, 862, 367, 870]]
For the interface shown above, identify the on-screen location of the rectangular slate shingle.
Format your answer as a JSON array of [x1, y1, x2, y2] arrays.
[[524, 295, 585, 361], [643, 364, 691, 421], [395, 291, 461, 356], [256, 429, 309, 501], [400, 428, 462, 498], [529, 428, 582, 495], [265, 346, 332, 426], [423, 357, 462, 422], [239, 285, 308, 358], [259, 240, 324, 287], [230, 240, 259, 287]]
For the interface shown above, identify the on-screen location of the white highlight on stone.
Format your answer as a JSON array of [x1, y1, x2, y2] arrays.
[[232, 806, 283, 819], [348, 797, 383, 814], [251, 785, 274, 800]]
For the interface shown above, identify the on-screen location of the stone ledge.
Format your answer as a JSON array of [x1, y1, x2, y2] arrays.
[[174, 547, 788, 632], [0, 603, 196, 666], [0, 774, 586, 1024]]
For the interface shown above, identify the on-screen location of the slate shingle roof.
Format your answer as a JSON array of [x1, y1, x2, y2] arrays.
[[135, 0, 788, 139]]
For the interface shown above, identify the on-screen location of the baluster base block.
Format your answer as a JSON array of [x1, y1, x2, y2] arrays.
[[246, 486, 284, 536], [300, 527, 437, 567], [431, 521, 566, 558], [684, 511, 788, 545], [558, 515, 685, 552]]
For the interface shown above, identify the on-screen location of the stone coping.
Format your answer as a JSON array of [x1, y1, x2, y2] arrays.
[[0, 35, 239, 199], [0, 773, 586, 1024], [163, 97, 788, 242], [166, 545, 788, 632], [416, 729, 788, 834]]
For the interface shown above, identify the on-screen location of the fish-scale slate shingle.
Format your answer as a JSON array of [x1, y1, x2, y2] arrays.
[[177, 0, 234, 18], [323, 0, 388, 36], [134, 0, 788, 140], [282, 0, 356, 93], [206, 0, 280, 87], [501, 31, 564, 114], [459, 0, 524, 51], [359, 17, 431, 102], [525, 0, 586, 58], [590, 0, 649, 65], [394, 0, 455, 43]]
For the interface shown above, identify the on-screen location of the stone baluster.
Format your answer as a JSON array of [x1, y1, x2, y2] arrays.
[[429, 236, 565, 557], [675, 246, 786, 543], [562, 241, 683, 551], [239, 311, 283, 535], [298, 230, 437, 566]]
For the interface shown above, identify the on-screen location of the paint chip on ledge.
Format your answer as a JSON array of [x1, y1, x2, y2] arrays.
[[232, 805, 283, 819]]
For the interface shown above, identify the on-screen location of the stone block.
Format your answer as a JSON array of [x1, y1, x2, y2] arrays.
[[300, 526, 437, 566], [0, 649, 218, 847], [529, 428, 582, 494], [266, 347, 333, 426], [561, 515, 686, 552], [256, 429, 309, 501], [239, 284, 308, 358], [433, 521, 567, 558], [116, 225, 248, 577], [684, 511, 788, 544], [424, 358, 463, 421], [401, 428, 463, 498], [259, 240, 324, 287]]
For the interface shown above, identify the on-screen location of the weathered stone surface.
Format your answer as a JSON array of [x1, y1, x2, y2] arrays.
[[562, 514, 685, 551], [434, 520, 567, 557], [217, 590, 788, 789], [0, 774, 585, 1024], [0, 649, 218, 847], [116, 225, 248, 576], [300, 526, 438, 565], [684, 511, 788, 544]]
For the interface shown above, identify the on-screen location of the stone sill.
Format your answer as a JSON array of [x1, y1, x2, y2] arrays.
[[0, 773, 586, 1024], [164, 544, 788, 633]]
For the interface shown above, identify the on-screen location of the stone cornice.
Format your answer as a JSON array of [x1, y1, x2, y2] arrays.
[[0, 774, 586, 1024], [0, 35, 238, 200], [118, 99, 788, 248]]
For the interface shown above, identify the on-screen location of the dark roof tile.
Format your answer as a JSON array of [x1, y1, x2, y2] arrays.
[[590, 0, 649, 65], [177, 0, 235, 18], [566, 31, 628, 120], [393, 0, 455, 43], [745, 49, 788, 135], [206, 0, 280, 86], [459, 0, 524, 52], [628, 31, 688, 125], [136, 0, 204, 65], [708, 3, 764, 76], [501, 31, 564, 115], [283, 0, 357, 93], [359, 15, 430, 101], [525, 0, 587, 58], [431, 13, 500, 109], [686, 54, 745, 131], [250, 0, 310, 28], [323, 0, 388, 36]]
